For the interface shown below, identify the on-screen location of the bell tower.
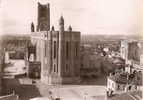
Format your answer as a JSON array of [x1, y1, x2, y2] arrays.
[[37, 2, 50, 31]]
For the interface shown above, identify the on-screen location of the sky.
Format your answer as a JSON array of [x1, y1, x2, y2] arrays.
[[0, 0, 143, 36]]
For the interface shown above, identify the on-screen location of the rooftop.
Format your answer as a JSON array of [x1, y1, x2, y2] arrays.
[[108, 71, 142, 85], [108, 72, 128, 84]]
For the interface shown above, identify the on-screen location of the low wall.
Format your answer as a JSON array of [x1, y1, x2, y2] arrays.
[[0, 93, 19, 100]]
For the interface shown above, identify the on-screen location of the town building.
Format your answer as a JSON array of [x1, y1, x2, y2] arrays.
[[120, 40, 129, 62], [0, 37, 4, 95], [0, 61, 2, 95], [107, 71, 142, 92], [29, 2, 81, 84], [120, 40, 143, 72]]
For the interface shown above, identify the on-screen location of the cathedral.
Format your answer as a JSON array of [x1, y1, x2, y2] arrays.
[[29, 2, 81, 84]]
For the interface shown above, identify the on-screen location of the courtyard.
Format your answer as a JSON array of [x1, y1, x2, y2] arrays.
[[3, 77, 107, 100]]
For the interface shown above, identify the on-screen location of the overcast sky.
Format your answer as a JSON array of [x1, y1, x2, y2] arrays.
[[0, 0, 143, 36]]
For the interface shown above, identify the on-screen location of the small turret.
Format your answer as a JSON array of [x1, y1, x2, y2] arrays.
[[31, 22, 35, 32], [51, 26, 55, 31], [68, 25, 72, 31], [59, 16, 64, 25], [59, 16, 64, 32]]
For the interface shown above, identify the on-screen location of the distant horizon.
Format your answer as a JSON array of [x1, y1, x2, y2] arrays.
[[0, 32, 140, 37]]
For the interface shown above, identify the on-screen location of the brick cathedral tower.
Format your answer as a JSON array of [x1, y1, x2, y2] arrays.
[[30, 2, 81, 84], [37, 2, 50, 31]]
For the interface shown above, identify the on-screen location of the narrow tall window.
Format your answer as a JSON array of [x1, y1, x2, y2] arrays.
[[57, 66, 59, 73], [54, 41, 56, 59], [54, 64, 56, 72], [66, 42, 69, 59], [75, 42, 78, 58]]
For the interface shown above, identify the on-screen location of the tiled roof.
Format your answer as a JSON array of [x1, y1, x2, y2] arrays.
[[108, 72, 142, 85], [108, 72, 128, 84]]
